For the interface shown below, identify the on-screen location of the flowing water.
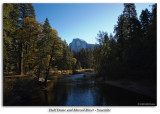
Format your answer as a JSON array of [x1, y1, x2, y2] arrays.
[[21, 72, 156, 106]]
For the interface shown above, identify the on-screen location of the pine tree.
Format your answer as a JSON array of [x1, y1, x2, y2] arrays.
[[140, 9, 151, 36], [143, 4, 157, 79], [3, 4, 20, 73], [18, 17, 43, 73], [123, 3, 137, 39], [18, 3, 36, 75], [43, 18, 52, 33], [58, 41, 73, 70], [19, 3, 35, 18], [43, 18, 63, 87]]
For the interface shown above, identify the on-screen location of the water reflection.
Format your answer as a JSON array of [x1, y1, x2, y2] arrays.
[[65, 85, 97, 106], [31, 73, 156, 106]]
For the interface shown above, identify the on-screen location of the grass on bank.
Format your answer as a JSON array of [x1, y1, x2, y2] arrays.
[[3, 69, 94, 105]]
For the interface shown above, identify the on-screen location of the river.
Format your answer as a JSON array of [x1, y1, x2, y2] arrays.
[[23, 72, 156, 106]]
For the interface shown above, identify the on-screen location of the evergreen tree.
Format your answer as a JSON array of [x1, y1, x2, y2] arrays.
[[58, 41, 73, 70], [18, 17, 43, 73], [43, 18, 52, 33], [140, 9, 151, 36], [123, 3, 137, 39], [143, 4, 157, 79], [18, 3, 36, 75], [43, 18, 63, 87], [3, 4, 20, 73], [95, 3, 156, 82], [19, 3, 35, 19]]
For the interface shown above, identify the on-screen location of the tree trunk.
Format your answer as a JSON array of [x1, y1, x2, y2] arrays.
[[19, 43, 24, 75], [37, 66, 41, 81], [6, 55, 9, 74], [44, 54, 53, 87]]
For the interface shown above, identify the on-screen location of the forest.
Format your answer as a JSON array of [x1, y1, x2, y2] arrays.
[[94, 4, 157, 82], [3, 3, 157, 106], [3, 3, 95, 85]]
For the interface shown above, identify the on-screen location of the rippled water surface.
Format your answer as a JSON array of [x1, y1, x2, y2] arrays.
[[22, 72, 156, 106]]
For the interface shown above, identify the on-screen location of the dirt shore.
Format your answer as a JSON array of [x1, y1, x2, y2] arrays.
[[96, 78, 156, 99]]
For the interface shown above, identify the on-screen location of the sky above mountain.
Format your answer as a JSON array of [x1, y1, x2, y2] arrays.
[[33, 3, 154, 45]]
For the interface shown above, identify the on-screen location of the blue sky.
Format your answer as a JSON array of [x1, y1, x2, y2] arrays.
[[33, 3, 154, 45]]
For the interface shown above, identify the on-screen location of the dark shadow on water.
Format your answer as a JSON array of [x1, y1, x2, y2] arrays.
[[11, 73, 156, 106]]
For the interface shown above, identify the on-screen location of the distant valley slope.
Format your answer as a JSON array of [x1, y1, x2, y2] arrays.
[[69, 38, 97, 51]]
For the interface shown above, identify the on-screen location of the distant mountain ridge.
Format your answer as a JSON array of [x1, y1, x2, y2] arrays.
[[69, 38, 97, 51]]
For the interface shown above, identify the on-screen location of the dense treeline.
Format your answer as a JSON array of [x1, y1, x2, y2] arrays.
[[72, 48, 94, 69], [94, 3, 157, 81], [3, 3, 79, 86], [3, 3, 157, 84], [3, 3, 95, 78]]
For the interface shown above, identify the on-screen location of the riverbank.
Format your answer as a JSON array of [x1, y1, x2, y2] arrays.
[[96, 77, 156, 99], [3, 71, 156, 106], [3, 69, 95, 105], [3, 76, 38, 105]]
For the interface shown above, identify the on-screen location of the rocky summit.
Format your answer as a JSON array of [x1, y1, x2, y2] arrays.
[[69, 38, 97, 51]]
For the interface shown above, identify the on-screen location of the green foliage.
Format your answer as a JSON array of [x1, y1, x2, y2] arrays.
[[3, 3, 156, 84], [19, 3, 35, 18], [43, 18, 52, 33], [95, 3, 157, 81], [140, 9, 151, 36], [94, 32, 115, 80], [18, 17, 43, 72], [3, 4, 64, 77], [57, 41, 73, 70], [3, 4, 20, 73], [73, 47, 94, 69], [41, 18, 63, 86]]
